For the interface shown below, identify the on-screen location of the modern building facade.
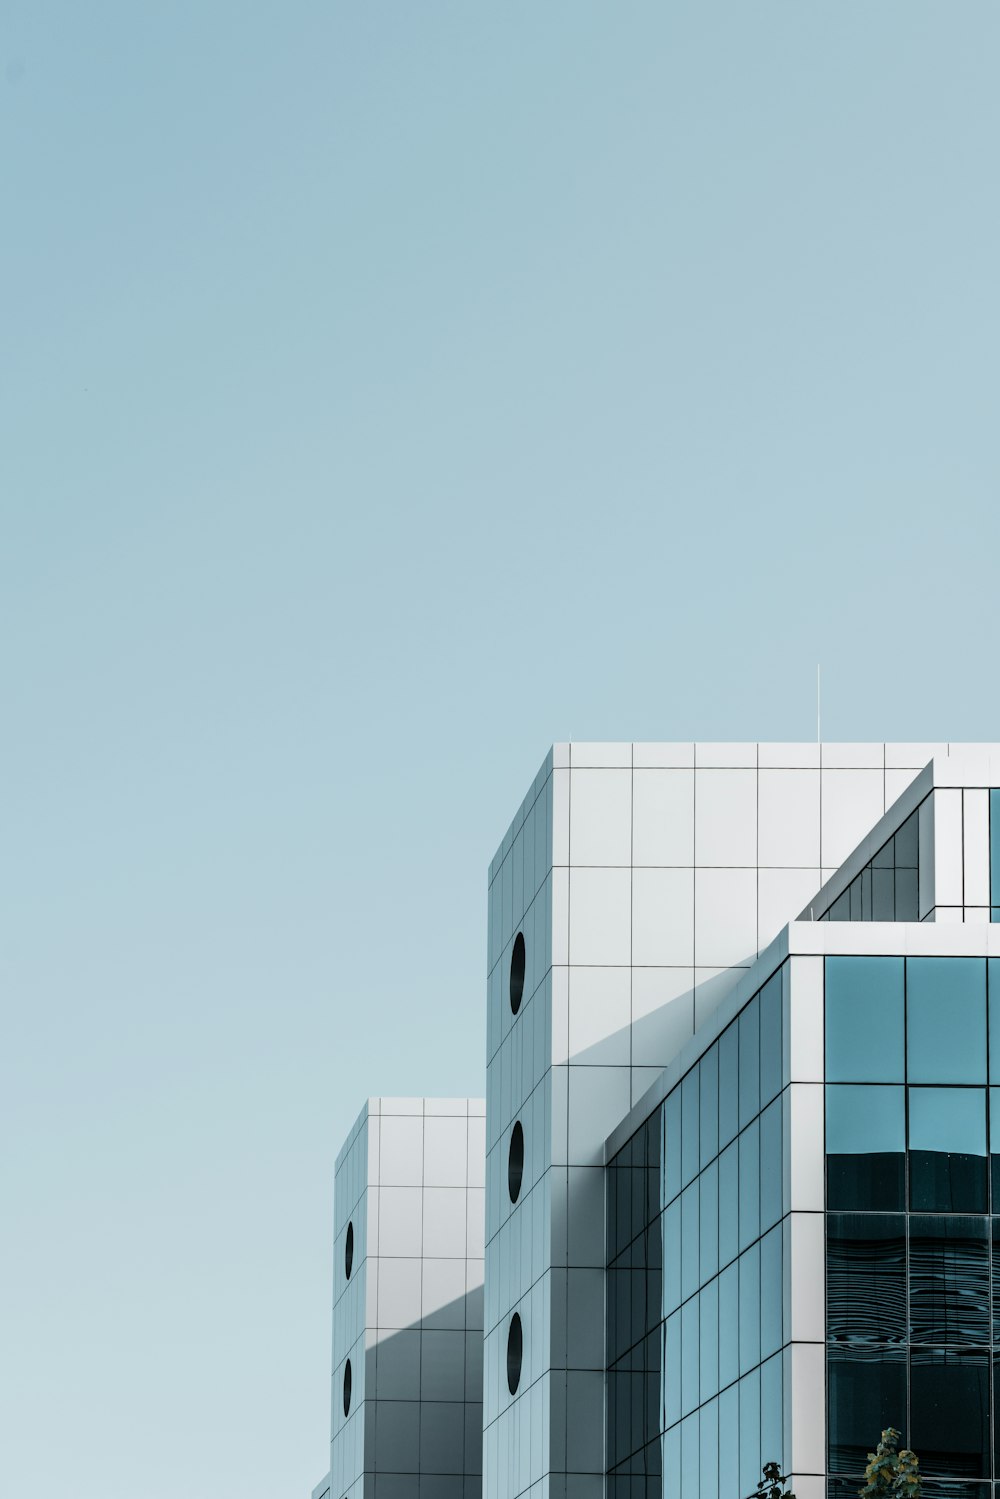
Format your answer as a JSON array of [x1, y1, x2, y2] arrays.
[[314, 743, 1000, 1499], [317, 1097, 486, 1499]]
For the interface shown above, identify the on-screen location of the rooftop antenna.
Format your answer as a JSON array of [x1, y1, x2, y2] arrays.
[[817, 663, 821, 744]]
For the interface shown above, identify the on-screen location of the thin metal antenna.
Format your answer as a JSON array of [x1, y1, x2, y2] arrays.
[[817, 663, 821, 744]]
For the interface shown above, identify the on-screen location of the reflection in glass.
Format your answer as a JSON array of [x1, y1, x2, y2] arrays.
[[909, 1348, 989, 1478], [909, 1088, 987, 1213], [907, 959, 986, 1084], [700, 1044, 720, 1169], [826, 1085, 905, 1211], [826, 957, 904, 1083], [828, 1347, 906, 1474], [760, 972, 782, 1107], [719, 1023, 739, 1149], [739, 997, 760, 1130], [827, 1214, 905, 1345], [909, 1217, 989, 1345]]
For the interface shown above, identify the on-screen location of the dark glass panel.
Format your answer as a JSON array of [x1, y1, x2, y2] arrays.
[[760, 972, 782, 1107], [719, 1023, 739, 1149], [896, 809, 919, 868], [873, 866, 895, 921], [664, 1088, 682, 1206], [830, 889, 850, 922], [850, 877, 863, 921], [739, 1119, 760, 1252], [630, 1342, 645, 1461], [630, 1239, 647, 1351], [907, 959, 987, 1085], [663, 1199, 680, 1316], [682, 1069, 699, 1189], [826, 1085, 905, 1211], [739, 996, 760, 1130], [909, 1088, 987, 1213], [700, 1160, 719, 1283], [699, 1280, 719, 1403], [681, 1182, 699, 1303], [681, 1297, 699, 1417], [719, 1141, 738, 1268], [827, 1213, 905, 1345], [644, 1330, 659, 1451], [718, 1262, 738, 1391], [826, 957, 905, 1083], [909, 1216, 989, 1344], [607, 1158, 619, 1263], [759, 1096, 782, 1232], [663, 1311, 680, 1428], [739, 1242, 760, 1375], [632, 1157, 647, 1242], [827, 1347, 906, 1475], [760, 1224, 782, 1358], [993, 1219, 1000, 1344], [895, 868, 919, 921], [647, 1112, 661, 1225], [909, 1348, 990, 1478], [700, 1044, 719, 1169], [617, 1149, 633, 1255], [990, 969, 1000, 1084], [991, 790, 1000, 907]]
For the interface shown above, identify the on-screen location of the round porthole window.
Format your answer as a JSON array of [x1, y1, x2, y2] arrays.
[[343, 1358, 352, 1416], [510, 932, 525, 1015], [508, 1121, 524, 1203], [507, 1313, 523, 1395], [345, 1221, 354, 1281]]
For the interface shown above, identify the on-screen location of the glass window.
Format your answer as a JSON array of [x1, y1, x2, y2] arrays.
[[718, 1262, 738, 1390], [700, 1397, 719, 1499], [681, 1411, 699, 1496], [826, 957, 904, 1083], [738, 1367, 761, 1499], [663, 1310, 681, 1427], [907, 959, 987, 1085], [909, 1348, 990, 1478], [616, 1153, 632, 1255], [909, 1216, 989, 1345], [991, 790, 1000, 908], [719, 1023, 739, 1149], [909, 1088, 987, 1214], [827, 1214, 905, 1345], [738, 1119, 760, 1253], [663, 1200, 681, 1316], [828, 1348, 906, 1475], [681, 1182, 700, 1303], [739, 996, 760, 1130], [826, 1085, 905, 1212], [718, 1385, 739, 1498], [760, 1354, 782, 1480], [991, 1087, 1000, 1207], [663, 1424, 680, 1496], [759, 1097, 782, 1233], [700, 1045, 720, 1169], [664, 1088, 682, 1205], [739, 1243, 760, 1375], [699, 1279, 719, 1404], [682, 1069, 699, 1188], [700, 1160, 719, 1284], [760, 972, 782, 1107], [719, 1141, 739, 1269], [988, 962, 1000, 1083], [681, 1297, 699, 1417], [760, 1225, 782, 1359]]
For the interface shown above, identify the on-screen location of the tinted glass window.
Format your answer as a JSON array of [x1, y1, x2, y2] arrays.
[[827, 1213, 906, 1346], [826, 957, 904, 1083], [909, 1216, 989, 1345], [907, 958, 986, 1084], [909, 1088, 987, 1214], [909, 1349, 990, 1478], [826, 1084, 905, 1211], [739, 997, 760, 1130], [828, 1349, 906, 1475]]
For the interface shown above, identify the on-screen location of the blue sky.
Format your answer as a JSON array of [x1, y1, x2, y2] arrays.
[[2, 4, 998, 1495]]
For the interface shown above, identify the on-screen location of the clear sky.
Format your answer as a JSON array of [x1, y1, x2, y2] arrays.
[[1, 4, 998, 1496]]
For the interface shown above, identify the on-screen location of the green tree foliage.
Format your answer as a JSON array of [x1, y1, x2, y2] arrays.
[[859, 1428, 922, 1499], [747, 1461, 796, 1499]]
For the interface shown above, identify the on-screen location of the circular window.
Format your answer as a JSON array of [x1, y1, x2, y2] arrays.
[[343, 1358, 352, 1417], [507, 1313, 523, 1394], [510, 932, 526, 1015], [345, 1222, 354, 1281], [508, 1121, 524, 1203]]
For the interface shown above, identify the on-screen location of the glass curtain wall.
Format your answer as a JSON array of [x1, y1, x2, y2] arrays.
[[607, 965, 789, 1499], [820, 809, 920, 923], [825, 955, 1000, 1499]]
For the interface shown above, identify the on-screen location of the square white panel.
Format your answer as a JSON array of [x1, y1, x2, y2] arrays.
[[694, 867, 757, 968], [569, 742, 631, 768], [758, 868, 821, 951], [567, 868, 631, 966], [377, 1257, 422, 1330], [421, 1258, 468, 1328], [821, 743, 883, 768], [567, 967, 630, 1067], [758, 743, 820, 768], [632, 770, 695, 866], [757, 770, 820, 867], [695, 743, 757, 768], [787, 955, 824, 1083], [631, 968, 695, 1069], [423, 1188, 468, 1258], [468, 1116, 486, 1189], [964, 789, 990, 908], [467, 1189, 486, 1259], [552, 769, 570, 865], [695, 768, 757, 866], [819, 769, 885, 868], [568, 769, 632, 866], [632, 868, 694, 966], [934, 787, 964, 907], [378, 1188, 423, 1258], [632, 742, 695, 768], [423, 1117, 470, 1188], [788, 1212, 825, 1344]]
